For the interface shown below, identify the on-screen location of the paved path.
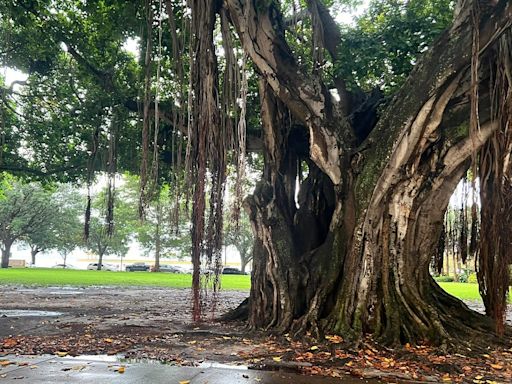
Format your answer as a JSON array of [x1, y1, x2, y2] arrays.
[[0, 355, 383, 383]]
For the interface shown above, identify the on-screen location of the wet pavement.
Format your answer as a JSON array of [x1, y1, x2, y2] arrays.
[[0, 354, 383, 383], [0, 310, 62, 317]]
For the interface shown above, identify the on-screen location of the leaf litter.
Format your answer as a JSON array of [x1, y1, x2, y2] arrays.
[[0, 286, 511, 382]]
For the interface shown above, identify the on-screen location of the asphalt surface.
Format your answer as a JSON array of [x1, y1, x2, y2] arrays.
[[0, 354, 383, 383]]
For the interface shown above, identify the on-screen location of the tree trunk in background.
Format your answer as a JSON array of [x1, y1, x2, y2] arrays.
[[31, 246, 40, 266], [445, 252, 450, 277], [154, 199, 162, 271], [240, 253, 249, 274], [226, 0, 512, 346], [1, 242, 12, 269], [452, 252, 458, 281], [97, 246, 106, 270]]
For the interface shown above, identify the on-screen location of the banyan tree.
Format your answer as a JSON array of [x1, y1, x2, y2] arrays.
[[0, 0, 511, 347]]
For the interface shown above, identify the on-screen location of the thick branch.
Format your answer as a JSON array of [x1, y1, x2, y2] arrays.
[[225, 0, 352, 184]]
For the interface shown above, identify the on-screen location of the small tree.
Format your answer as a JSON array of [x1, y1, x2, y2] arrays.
[[23, 184, 82, 265], [86, 216, 130, 269], [0, 176, 58, 268], [136, 184, 192, 271], [84, 179, 137, 269], [225, 211, 253, 274]]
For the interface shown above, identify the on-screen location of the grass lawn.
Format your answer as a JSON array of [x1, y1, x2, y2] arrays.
[[0, 268, 251, 291], [0, 270, 506, 303], [438, 282, 512, 303], [438, 282, 481, 301]]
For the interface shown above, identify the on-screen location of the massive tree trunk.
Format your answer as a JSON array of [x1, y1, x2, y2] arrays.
[[225, 0, 512, 346]]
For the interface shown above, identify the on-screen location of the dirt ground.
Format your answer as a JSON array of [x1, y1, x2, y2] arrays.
[[1, 286, 512, 383]]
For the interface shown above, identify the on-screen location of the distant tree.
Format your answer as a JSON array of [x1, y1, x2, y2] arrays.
[[84, 178, 138, 269], [225, 211, 253, 274], [134, 181, 191, 271], [86, 216, 130, 269], [23, 184, 83, 265], [0, 175, 59, 268]]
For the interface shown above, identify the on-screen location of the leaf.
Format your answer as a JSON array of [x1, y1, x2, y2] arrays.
[[104, 338, 113, 343], [310, 346, 319, 351], [2, 338, 17, 348], [55, 351, 68, 357], [489, 363, 503, 370], [179, 381, 190, 384], [0, 360, 12, 366], [325, 335, 343, 344], [272, 356, 282, 362], [188, 340, 197, 345], [117, 367, 125, 374]]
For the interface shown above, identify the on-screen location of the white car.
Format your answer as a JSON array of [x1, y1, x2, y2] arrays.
[[87, 263, 117, 271]]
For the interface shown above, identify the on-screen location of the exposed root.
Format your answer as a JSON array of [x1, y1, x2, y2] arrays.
[[220, 298, 250, 322]]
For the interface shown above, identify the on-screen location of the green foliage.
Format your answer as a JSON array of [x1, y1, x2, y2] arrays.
[[84, 179, 139, 261], [0, 176, 59, 253], [23, 184, 83, 258], [118, 175, 192, 260], [434, 275, 455, 283], [0, 0, 142, 180], [468, 272, 478, 284], [336, 0, 454, 93]]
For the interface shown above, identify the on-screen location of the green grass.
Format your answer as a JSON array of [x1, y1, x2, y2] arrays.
[[438, 282, 482, 301], [0, 268, 251, 291], [438, 282, 512, 303], [0, 271, 507, 303]]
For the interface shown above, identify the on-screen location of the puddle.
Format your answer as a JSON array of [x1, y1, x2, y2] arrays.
[[0, 310, 63, 317], [118, 356, 248, 370], [60, 355, 121, 363], [196, 361, 248, 370]]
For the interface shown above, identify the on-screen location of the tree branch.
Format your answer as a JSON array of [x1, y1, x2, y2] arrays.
[[225, 0, 353, 184]]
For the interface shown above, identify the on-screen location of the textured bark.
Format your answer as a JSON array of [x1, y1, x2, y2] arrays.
[[225, 0, 512, 346]]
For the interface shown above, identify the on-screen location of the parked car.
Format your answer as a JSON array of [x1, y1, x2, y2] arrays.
[[222, 267, 245, 275], [125, 263, 150, 272], [52, 264, 75, 269], [154, 265, 182, 273], [87, 263, 117, 271]]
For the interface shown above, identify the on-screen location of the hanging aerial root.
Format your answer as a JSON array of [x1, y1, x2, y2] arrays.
[[476, 30, 512, 335]]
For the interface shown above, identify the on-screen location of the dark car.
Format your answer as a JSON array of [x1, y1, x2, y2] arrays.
[[222, 267, 245, 275], [125, 263, 150, 272], [154, 265, 182, 273]]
